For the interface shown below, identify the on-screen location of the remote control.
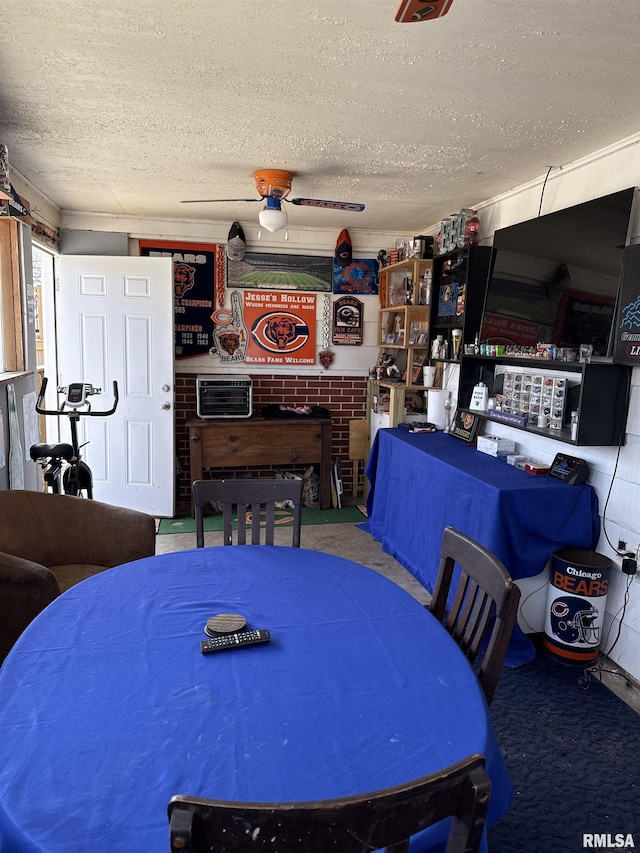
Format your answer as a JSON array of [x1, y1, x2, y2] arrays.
[[200, 629, 271, 655]]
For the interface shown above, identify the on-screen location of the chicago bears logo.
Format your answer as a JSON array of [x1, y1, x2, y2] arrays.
[[550, 596, 601, 645], [251, 312, 309, 353], [218, 332, 241, 355], [336, 305, 359, 326], [318, 349, 335, 369], [174, 263, 195, 297]]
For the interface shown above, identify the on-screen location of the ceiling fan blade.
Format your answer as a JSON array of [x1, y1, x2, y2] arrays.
[[288, 198, 365, 212], [395, 0, 454, 22], [180, 198, 261, 204]]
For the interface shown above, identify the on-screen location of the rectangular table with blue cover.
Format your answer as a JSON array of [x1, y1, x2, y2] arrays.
[[0, 546, 512, 853], [362, 429, 601, 665]]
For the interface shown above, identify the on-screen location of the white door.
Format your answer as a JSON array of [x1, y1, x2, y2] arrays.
[[56, 255, 174, 515]]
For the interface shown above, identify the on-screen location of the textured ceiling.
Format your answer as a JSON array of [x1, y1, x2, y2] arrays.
[[1, 0, 639, 234]]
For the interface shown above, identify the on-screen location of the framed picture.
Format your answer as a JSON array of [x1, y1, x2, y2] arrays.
[[227, 252, 333, 292], [449, 409, 481, 444], [332, 258, 379, 295], [410, 352, 426, 384]]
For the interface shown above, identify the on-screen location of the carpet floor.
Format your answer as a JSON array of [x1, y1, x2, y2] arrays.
[[488, 641, 639, 852], [158, 504, 366, 534]]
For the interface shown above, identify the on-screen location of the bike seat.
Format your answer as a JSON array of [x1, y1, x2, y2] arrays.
[[30, 443, 75, 462]]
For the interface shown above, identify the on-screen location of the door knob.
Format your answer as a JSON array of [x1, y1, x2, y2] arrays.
[[161, 401, 171, 410]]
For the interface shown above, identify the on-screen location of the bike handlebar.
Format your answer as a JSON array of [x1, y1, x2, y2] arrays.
[[36, 378, 119, 417]]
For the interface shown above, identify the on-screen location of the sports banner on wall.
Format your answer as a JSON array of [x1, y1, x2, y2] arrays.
[[243, 290, 316, 366], [139, 240, 224, 360], [332, 296, 363, 345], [332, 258, 379, 295]]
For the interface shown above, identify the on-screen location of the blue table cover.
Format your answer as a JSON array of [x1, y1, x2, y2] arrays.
[[362, 429, 601, 665], [0, 546, 512, 853]]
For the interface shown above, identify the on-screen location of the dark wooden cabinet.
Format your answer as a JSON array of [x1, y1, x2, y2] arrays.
[[429, 245, 495, 362], [458, 355, 631, 446], [186, 417, 332, 511]]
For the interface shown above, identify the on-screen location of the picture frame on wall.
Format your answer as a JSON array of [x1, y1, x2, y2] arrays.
[[449, 409, 481, 443], [227, 252, 333, 292]]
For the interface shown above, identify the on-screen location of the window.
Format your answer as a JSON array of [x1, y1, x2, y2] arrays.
[[0, 217, 25, 373], [31, 244, 56, 371]]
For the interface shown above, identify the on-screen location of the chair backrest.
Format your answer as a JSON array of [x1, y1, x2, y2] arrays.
[[0, 489, 156, 569], [192, 479, 303, 548], [429, 526, 521, 705], [168, 754, 491, 853]]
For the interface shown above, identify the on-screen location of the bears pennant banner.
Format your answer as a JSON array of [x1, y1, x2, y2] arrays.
[[243, 291, 316, 366], [139, 240, 224, 360]]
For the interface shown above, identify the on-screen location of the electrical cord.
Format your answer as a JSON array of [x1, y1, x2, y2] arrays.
[[601, 440, 624, 553], [601, 574, 632, 657], [601, 369, 632, 555], [517, 483, 592, 633], [579, 575, 633, 690], [577, 373, 634, 688], [538, 167, 554, 218]]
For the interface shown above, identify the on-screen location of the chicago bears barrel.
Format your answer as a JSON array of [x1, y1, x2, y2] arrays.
[[543, 548, 612, 663]]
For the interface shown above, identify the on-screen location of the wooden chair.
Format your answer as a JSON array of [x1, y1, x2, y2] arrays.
[[168, 753, 491, 853], [192, 479, 303, 548], [429, 526, 521, 705]]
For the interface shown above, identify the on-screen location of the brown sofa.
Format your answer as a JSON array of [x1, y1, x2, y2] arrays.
[[0, 489, 157, 664]]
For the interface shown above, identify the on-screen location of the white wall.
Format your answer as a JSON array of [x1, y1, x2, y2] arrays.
[[467, 134, 640, 682]]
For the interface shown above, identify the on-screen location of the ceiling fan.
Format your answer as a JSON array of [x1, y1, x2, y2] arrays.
[[181, 169, 365, 233]]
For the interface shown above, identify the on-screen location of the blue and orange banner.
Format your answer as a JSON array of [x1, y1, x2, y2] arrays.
[[139, 240, 224, 360]]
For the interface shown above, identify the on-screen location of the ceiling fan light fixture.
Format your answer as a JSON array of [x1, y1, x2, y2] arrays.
[[258, 197, 288, 233]]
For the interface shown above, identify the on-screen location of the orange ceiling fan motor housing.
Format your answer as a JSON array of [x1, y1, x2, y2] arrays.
[[253, 169, 294, 199]]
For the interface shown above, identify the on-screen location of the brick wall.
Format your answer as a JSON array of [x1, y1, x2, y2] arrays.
[[174, 372, 368, 511]]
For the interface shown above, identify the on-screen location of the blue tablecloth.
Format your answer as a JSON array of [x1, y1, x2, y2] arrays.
[[362, 429, 601, 665], [0, 546, 512, 853]]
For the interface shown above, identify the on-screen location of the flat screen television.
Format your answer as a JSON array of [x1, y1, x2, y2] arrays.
[[479, 188, 635, 357]]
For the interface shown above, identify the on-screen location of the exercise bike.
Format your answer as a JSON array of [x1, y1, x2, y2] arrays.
[[31, 378, 119, 498]]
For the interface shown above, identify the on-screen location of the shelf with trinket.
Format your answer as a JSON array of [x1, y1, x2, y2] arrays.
[[366, 254, 441, 441], [456, 353, 630, 446], [429, 243, 495, 364]]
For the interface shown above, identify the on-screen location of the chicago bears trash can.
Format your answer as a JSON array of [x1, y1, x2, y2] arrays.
[[543, 547, 611, 663]]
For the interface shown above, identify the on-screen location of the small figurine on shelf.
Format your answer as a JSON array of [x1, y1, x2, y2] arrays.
[[405, 277, 413, 305], [464, 210, 480, 246], [443, 392, 453, 433], [377, 352, 400, 380]]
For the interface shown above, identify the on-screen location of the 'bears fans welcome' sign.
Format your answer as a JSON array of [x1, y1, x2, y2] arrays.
[[244, 291, 316, 365]]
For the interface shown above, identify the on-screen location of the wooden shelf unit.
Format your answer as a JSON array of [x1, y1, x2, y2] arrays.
[[367, 256, 441, 438]]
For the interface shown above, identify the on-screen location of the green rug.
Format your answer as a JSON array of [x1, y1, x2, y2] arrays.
[[158, 504, 367, 534]]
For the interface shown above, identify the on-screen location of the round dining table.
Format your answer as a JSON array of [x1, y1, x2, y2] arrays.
[[0, 546, 513, 852]]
